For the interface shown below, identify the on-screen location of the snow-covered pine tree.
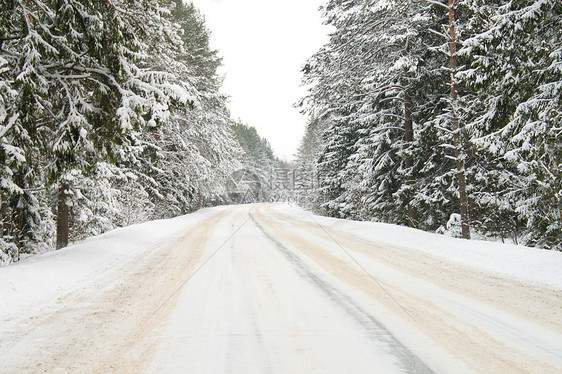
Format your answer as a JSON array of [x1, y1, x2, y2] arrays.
[[298, 0, 560, 248], [301, 0, 388, 219], [301, 0, 449, 225], [0, 0, 200, 254], [230, 121, 281, 204], [459, 0, 562, 249], [0, 0, 249, 261], [417, 0, 472, 238], [340, 0, 441, 225], [315, 111, 362, 218], [126, 0, 241, 219], [44, 0, 201, 249], [294, 116, 326, 211], [1, 0, 60, 259], [165, 0, 241, 210]]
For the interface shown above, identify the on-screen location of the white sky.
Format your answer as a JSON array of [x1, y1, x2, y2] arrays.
[[187, 0, 330, 161]]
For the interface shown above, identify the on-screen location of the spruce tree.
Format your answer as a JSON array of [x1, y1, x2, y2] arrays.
[[460, 0, 562, 248]]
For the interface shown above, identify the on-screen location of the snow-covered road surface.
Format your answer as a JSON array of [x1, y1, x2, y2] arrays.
[[1, 204, 561, 373]]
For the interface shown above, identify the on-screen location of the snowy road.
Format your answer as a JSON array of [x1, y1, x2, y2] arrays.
[[1, 204, 561, 373]]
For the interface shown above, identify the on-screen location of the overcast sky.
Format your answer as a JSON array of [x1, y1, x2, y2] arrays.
[[188, 0, 330, 161]]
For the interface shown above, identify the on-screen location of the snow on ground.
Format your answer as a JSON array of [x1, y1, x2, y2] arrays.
[[0, 206, 227, 324], [1, 203, 561, 373], [279, 204, 562, 290], [148, 210, 420, 373], [2, 202, 560, 325]]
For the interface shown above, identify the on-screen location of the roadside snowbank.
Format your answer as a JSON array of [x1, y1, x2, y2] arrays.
[[279, 204, 562, 290], [0, 207, 225, 322]]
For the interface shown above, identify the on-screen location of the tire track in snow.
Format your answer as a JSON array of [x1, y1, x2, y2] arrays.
[[226, 214, 274, 374], [256, 204, 562, 373], [249, 211, 434, 374]]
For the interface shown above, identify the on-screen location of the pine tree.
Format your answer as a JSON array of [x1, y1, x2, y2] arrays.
[[1, 0, 58, 257], [0, 0, 210, 256], [41, 0, 197, 249], [230, 121, 281, 203], [294, 116, 325, 211], [133, 0, 240, 217], [298, 0, 561, 249], [460, 0, 562, 248], [301, 0, 449, 224]]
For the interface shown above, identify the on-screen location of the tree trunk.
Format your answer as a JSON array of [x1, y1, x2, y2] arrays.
[[448, 0, 470, 239], [56, 185, 69, 249], [14, 202, 25, 260], [1, 193, 8, 237], [404, 92, 416, 228]]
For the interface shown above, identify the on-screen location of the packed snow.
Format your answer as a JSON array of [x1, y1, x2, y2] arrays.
[[278, 204, 562, 290]]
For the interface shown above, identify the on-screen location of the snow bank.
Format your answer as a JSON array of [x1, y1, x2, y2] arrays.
[[279, 204, 562, 290], [0, 207, 226, 322]]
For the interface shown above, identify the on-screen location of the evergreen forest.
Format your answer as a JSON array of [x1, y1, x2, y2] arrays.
[[296, 0, 562, 250], [0, 0, 279, 263]]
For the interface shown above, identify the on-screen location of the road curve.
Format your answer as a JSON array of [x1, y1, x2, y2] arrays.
[[1, 204, 560, 373]]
